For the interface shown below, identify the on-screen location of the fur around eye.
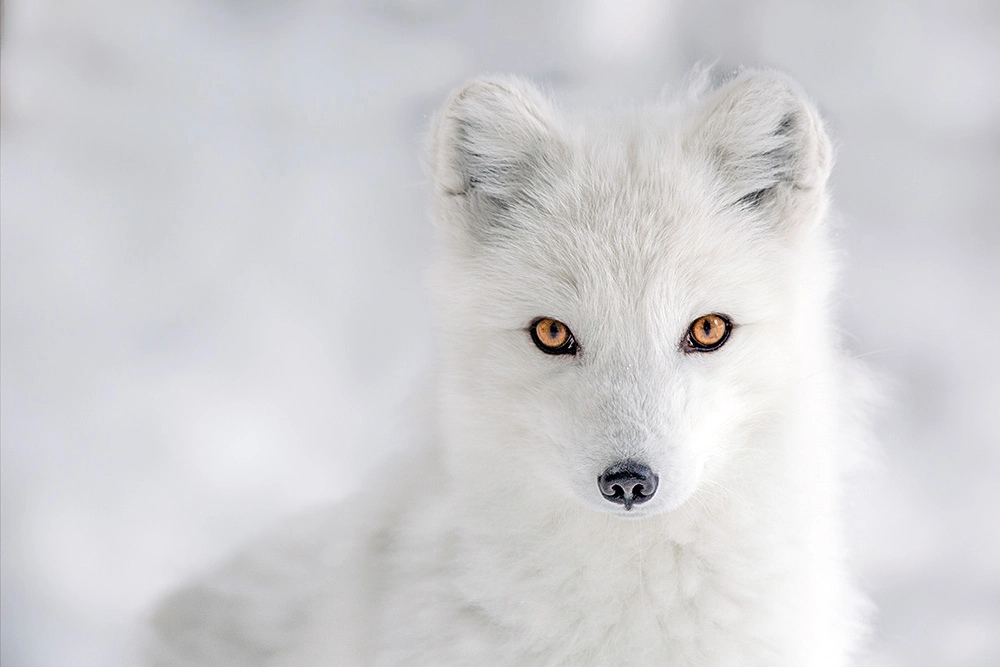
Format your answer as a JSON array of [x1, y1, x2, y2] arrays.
[[530, 318, 578, 355], [685, 314, 732, 352]]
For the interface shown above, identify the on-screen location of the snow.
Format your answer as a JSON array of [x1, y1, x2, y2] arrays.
[[2, 1, 998, 665]]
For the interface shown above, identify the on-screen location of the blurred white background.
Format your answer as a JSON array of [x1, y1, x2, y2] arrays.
[[2, 0, 998, 665]]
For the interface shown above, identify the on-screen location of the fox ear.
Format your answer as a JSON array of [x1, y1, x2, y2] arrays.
[[692, 70, 833, 224], [428, 76, 566, 238]]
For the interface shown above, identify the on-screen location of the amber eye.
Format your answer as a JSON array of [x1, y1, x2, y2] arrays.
[[530, 317, 577, 355], [686, 314, 732, 352]]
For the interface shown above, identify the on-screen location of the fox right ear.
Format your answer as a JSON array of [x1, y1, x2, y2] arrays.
[[428, 76, 566, 239], [691, 70, 833, 227]]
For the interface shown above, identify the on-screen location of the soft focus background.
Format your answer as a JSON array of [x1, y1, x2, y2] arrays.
[[2, 1, 998, 665]]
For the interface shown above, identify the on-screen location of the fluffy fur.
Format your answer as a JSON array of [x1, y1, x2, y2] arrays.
[[150, 70, 870, 666]]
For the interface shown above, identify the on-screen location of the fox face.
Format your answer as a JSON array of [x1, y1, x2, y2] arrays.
[[429, 73, 834, 518]]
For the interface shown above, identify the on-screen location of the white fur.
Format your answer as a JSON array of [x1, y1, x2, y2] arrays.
[[149, 70, 871, 666]]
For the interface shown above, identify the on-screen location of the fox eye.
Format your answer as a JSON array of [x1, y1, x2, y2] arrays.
[[685, 314, 732, 352], [530, 317, 577, 355]]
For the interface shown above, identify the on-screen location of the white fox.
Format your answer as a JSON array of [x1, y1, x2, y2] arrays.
[[150, 70, 871, 666]]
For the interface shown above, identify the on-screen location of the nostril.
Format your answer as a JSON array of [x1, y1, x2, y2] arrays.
[[597, 461, 659, 510]]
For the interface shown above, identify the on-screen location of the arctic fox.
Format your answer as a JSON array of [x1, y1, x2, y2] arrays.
[[150, 70, 870, 666]]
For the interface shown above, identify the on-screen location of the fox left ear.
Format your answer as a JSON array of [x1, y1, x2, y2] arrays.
[[691, 70, 833, 226], [428, 75, 567, 242]]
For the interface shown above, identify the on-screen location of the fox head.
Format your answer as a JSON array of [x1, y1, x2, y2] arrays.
[[427, 72, 837, 518]]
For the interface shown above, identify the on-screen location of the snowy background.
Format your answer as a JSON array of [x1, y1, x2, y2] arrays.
[[2, 1, 998, 665]]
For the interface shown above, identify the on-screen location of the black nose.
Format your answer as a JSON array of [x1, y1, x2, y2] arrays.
[[598, 461, 658, 510]]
